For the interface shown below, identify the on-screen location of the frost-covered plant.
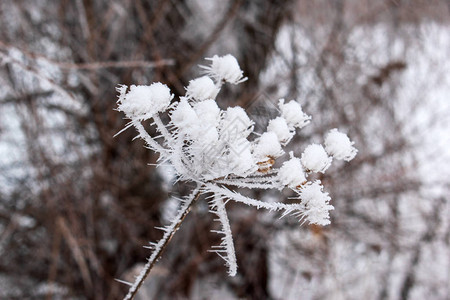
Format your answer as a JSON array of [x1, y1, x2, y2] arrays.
[[115, 54, 357, 299]]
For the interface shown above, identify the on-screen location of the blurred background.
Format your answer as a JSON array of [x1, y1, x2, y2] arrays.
[[0, 0, 449, 299]]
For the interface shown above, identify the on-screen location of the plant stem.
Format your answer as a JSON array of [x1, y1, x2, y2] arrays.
[[124, 185, 202, 300]]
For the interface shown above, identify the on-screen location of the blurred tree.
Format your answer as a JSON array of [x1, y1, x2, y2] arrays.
[[0, 0, 449, 299]]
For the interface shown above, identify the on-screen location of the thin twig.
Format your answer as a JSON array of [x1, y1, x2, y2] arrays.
[[54, 59, 175, 70], [57, 216, 93, 291], [124, 185, 203, 300], [0, 40, 174, 70]]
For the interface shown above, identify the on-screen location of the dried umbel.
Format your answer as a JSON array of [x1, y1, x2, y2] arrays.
[[115, 54, 357, 299]]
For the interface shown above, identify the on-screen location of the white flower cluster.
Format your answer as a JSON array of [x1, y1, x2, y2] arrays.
[[116, 54, 357, 293], [117, 83, 174, 120]]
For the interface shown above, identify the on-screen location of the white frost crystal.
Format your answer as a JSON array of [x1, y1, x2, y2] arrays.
[[301, 144, 332, 173], [117, 83, 173, 120], [278, 154, 306, 188], [324, 128, 357, 161], [186, 76, 219, 101], [278, 99, 311, 129], [203, 54, 247, 84], [267, 116, 294, 144], [298, 181, 334, 226]]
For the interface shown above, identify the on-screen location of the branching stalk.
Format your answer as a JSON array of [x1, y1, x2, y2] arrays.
[[116, 54, 356, 298]]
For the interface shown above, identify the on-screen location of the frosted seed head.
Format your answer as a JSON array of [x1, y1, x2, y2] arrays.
[[298, 181, 334, 226], [253, 131, 284, 161], [324, 128, 357, 161], [114, 53, 362, 287], [278, 99, 311, 129], [278, 155, 307, 188], [203, 54, 247, 84], [301, 144, 332, 173], [185, 76, 220, 101], [267, 116, 294, 144], [149, 82, 174, 108], [117, 83, 173, 120]]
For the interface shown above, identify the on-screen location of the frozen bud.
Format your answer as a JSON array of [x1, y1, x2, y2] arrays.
[[278, 99, 311, 129], [298, 181, 334, 226], [185, 76, 220, 101], [117, 83, 173, 120], [193, 99, 221, 128], [221, 106, 254, 139], [253, 131, 284, 161], [170, 98, 199, 135], [267, 117, 294, 144], [203, 54, 247, 84], [301, 144, 332, 173], [228, 138, 257, 177], [278, 153, 307, 188], [324, 129, 357, 161]]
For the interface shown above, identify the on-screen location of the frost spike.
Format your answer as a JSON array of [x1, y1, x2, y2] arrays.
[[210, 195, 237, 276]]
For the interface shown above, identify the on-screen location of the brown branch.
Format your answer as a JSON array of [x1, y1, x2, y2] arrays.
[[52, 59, 175, 70], [57, 216, 93, 292], [178, 0, 244, 75]]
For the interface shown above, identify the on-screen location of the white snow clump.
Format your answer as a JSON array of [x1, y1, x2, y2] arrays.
[[267, 116, 294, 144], [186, 76, 220, 101], [253, 131, 284, 161], [298, 181, 334, 226], [301, 144, 332, 173], [278, 99, 311, 129], [117, 83, 173, 120], [324, 128, 357, 161], [202, 54, 247, 84], [278, 153, 307, 188]]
